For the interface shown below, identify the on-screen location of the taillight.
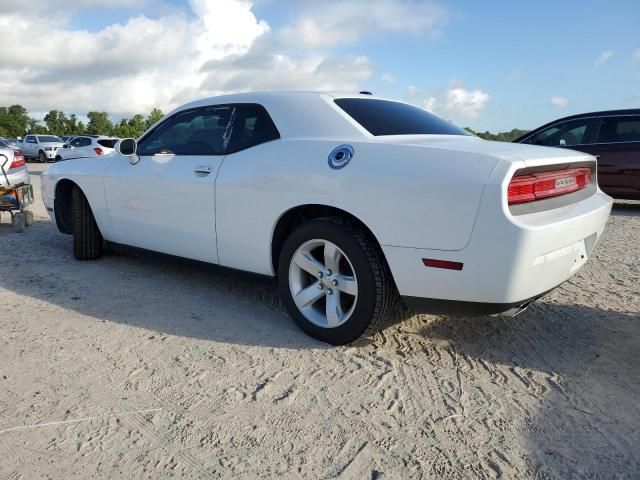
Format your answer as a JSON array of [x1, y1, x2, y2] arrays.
[[508, 167, 592, 204], [10, 151, 25, 169], [94, 147, 103, 155]]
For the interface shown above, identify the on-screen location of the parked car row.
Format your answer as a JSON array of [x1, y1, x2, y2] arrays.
[[16, 134, 119, 163]]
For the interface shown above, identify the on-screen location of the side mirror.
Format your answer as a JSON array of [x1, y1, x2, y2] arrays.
[[117, 138, 140, 165], [63, 144, 69, 148]]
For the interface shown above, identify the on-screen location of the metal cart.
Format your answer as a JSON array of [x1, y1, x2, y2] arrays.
[[0, 153, 34, 233]]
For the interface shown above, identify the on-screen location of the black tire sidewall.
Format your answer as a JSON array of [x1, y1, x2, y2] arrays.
[[278, 220, 379, 345]]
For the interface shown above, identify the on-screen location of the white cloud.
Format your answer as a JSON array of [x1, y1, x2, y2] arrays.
[[408, 82, 490, 120], [280, 0, 448, 48], [550, 96, 568, 108], [381, 73, 396, 83], [595, 50, 614, 65], [0, 0, 383, 116]]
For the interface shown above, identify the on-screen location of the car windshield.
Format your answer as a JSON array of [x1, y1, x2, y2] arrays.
[[334, 98, 470, 137], [38, 135, 62, 143]]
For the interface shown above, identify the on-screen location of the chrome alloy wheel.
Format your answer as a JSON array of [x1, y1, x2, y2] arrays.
[[288, 239, 358, 328]]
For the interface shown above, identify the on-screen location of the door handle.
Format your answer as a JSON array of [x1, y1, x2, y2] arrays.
[[195, 166, 212, 174]]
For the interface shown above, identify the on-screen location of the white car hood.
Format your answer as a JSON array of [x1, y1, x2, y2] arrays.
[[374, 135, 592, 167]]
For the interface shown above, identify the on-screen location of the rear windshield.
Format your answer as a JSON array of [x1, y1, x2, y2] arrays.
[[98, 139, 118, 148], [37, 135, 62, 143], [334, 98, 470, 137]]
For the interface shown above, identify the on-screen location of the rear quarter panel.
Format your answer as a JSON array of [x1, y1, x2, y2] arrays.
[[215, 138, 498, 275]]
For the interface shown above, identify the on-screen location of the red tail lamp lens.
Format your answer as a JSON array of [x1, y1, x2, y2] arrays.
[[508, 168, 592, 204]]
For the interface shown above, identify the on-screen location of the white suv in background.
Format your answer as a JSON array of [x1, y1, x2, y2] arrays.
[[21, 135, 65, 162], [55, 135, 118, 162]]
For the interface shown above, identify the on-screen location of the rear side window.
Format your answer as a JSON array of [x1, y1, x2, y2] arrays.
[[227, 104, 280, 153], [98, 139, 118, 148], [597, 116, 640, 143], [334, 98, 470, 136]]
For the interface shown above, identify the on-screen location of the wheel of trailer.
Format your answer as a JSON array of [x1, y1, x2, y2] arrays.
[[12, 212, 26, 233], [25, 210, 34, 226], [38, 150, 46, 163], [72, 185, 103, 260], [278, 217, 395, 345]]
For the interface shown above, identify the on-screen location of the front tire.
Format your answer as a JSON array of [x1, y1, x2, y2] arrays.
[[278, 218, 395, 345], [72, 186, 103, 260]]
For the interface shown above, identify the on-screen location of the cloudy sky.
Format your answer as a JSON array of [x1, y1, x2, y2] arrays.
[[0, 0, 638, 131]]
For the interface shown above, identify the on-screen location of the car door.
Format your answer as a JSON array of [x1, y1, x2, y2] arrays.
[[64, 136, 89, 159], [586, 115, 640, 198], [103, 105, 234, 263], [23, 135, 36, 157]]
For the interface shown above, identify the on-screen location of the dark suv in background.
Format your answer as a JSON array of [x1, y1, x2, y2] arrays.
[[514, 109, 640, 200]]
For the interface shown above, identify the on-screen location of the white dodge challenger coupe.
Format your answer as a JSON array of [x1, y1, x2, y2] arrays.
[[41, 91, 613, 344]]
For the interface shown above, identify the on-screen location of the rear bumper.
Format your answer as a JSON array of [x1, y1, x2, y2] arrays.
[[402, 290, 549, 317], [384, 190, 613, 307]]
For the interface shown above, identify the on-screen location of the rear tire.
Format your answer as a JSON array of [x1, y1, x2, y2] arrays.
[[278, 217, 395, 345], [72, 186, 103, 260], [38, 151, 46, 163]]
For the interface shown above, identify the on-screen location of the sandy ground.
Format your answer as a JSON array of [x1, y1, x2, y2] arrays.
[[0, 163, 638, 479]]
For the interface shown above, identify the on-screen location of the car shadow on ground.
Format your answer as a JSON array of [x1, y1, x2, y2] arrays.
[[611, 200, 640, 217]]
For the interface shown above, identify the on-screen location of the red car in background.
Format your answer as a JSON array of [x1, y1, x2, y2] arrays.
[[514, 109, 640, 200]]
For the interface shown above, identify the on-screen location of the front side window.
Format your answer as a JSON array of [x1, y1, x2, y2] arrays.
[[227, 104, 280, 153], [525, 119, 596, 147], [597, 116, 640, 143], [137, 106, 234, 156], [334, 98, 470, 136], [71, 137, 91, 147], [25, 136, 35, 143]]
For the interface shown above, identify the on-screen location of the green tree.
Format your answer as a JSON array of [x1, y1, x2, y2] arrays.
[[465, 127, 529, 142], [26, 118, 48, 134], [86, 111, 113, 135], [0, 104, 31, 137], [113, 114, 148, 138], [145, 108, 164, 130], [44, 110, 69, 136]]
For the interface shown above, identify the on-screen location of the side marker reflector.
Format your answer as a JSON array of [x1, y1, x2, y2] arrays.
[[422, 258, 464, 271]]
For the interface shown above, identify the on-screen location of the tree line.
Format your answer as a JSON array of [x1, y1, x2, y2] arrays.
[[0, 105, 164, 139], [464, 127, 529, 142]]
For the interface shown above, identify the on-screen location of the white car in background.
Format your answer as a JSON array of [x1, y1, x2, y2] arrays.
[[0, 146, 28, 187], [21, 134, 65, 162], [55, 135, 118, 162], [41, 91, 612, 344]]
